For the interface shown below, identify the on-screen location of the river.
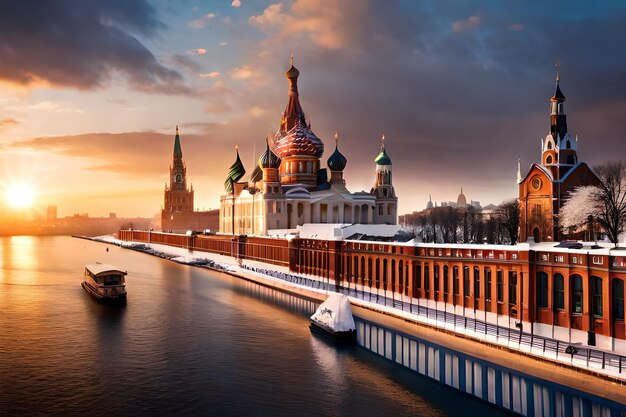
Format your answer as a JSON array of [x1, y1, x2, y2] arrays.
[[0, 236, 510, 416]]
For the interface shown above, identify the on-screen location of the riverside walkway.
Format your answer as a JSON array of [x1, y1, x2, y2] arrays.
[[242, 264, 626, 380]]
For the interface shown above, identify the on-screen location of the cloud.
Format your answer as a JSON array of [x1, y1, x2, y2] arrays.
[[199, 72, 221, 79], [231, 0, 241, 7], [452, 15, 481, 33], [187, 48, 207, 55], [249, 1, 346, 49], [230, 65, 255, 80], [168, 54, 202, 73], [23, 101, 84, 114], [509, 23, 524, 31], [188, 12, 216, 29], [0, 118, 19, 127], [0, 0, 192, 94], [219, 42, 228, 47]]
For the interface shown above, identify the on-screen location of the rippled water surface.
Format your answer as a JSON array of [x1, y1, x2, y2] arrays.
[[0, 236, 508, 416]]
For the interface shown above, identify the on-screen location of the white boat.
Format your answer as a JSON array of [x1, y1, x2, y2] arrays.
[[81, 263, 127, 304], [310, 293, 356, 343]]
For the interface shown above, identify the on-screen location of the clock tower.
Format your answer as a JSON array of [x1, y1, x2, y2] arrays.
[[163, 126, 194, 214]]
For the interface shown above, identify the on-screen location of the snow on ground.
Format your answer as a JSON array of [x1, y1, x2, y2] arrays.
[[91, 234, 625, 381]]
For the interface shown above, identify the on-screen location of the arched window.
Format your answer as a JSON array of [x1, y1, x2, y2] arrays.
[[353, 256, 359, 283], [367, 258, 373, 287], [554, 274, 565, 310], [566, 140, 571, 149], [383, 259, 388, 289], [547, 141, 553, 150], [424, 264, 430, 294], [592, 277, 603, 317], [613, 279, 624, 320], [375, 258, 380, 288], [509, 271, 518, 305], [434, 264, 439, 295], [391, 259, 396, 290], [546, 155, 553, 164], [484, 268, 492, 302], [537, 272, 549, 308], [571, 275, 583, 315], [399, 260, 404, 293], [453, 266, 460, 295], [567, 154, 575, 165], [443, 265, 449, 295]]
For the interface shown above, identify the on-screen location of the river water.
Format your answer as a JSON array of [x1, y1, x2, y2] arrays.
[[0, 236, 509, 416]]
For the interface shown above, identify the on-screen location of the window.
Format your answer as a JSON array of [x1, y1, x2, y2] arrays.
[[546, 155, 553, 164], [497, 270, 504, 303], [414, 263, 421, 291], [613, 279, 624, 320], [554, 274, 565, 310], [443, 266, 449, 295], [453, 266, 459, 295], [485, 268, 492, 301], [509, 272, 517, 305], [424, 265, 430, 294], [463, 266, 470, 297], [473, 267, 480, 300], [434, 265, 440, 294], [378, 205, 383, 215], [592, 277, 602, 317], [571, 275, 583, 315], [537, 272, 549, 308]]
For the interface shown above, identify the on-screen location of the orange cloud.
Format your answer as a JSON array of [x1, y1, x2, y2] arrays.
[[0, 117, 18, 127], [199, 72, 221, 79], [249, 0, 345, 49], [188, 48, 207, 55]]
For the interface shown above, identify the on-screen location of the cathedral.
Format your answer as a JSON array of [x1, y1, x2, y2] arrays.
[[518, 74, 600, 243], [219, 59, 398, 235]]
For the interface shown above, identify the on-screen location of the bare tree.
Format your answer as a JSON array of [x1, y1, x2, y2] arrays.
[[594, 162, 626, 245], [497, 199, 520, 245]]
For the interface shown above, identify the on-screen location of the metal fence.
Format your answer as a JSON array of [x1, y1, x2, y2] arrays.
[[242, 264, 625, 376]]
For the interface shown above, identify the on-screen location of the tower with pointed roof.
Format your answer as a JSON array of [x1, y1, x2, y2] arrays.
[[372, 135, 397, 224], [272, 55, 324, 187], [164, 126, 194, 212], [162, 127, 196, 230], [518, 74, 599, 243]]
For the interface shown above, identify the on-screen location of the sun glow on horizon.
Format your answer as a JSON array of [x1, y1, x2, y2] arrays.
[[5, 184, 36, 209]]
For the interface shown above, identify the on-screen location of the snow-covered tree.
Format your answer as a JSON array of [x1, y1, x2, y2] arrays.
[[560, 162, 626, 245], [560, 185, 602, 235]]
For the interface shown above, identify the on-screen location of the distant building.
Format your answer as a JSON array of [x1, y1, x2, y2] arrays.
[[518, 74, 600, 243], [219, 58, 398, 235], [46, 206, 57, 221]]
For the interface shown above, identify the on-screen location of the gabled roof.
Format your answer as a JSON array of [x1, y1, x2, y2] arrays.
[[519, 163, 553, 184], [85, 263, 127, 276]]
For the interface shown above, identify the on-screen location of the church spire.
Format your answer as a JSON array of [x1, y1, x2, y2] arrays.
[[550, 72, 567, 139], [173, 125, 182, 158]]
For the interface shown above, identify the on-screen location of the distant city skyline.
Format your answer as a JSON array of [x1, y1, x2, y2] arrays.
[[1, 0, 626, 218]]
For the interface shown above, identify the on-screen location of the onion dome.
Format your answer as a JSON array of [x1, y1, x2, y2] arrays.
[[224, 147, 246, 193], [273, 120, 324, 159], [374, 135, 392, 165], [327, 133, 347, 171], [259, 140, 281, 169]]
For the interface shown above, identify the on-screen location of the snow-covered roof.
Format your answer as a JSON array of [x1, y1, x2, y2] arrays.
[[85, 263, 127, 276]]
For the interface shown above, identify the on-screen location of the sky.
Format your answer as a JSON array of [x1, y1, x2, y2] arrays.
[[1, 0, 626, 218]]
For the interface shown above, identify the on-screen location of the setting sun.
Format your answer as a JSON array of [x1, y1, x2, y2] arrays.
[[5, 184, 36, 209]]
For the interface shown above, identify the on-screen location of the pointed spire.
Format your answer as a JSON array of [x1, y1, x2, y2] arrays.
[[224, 145, 246, 193], [381, 133, 386, 150], [173, 126, 182, 158], [374, 134, 392, 165], [517, 157, 522, 183], [281, 54, 305, 131]]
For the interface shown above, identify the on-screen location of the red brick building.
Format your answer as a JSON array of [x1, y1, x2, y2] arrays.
[[519, 75, 600, 243]]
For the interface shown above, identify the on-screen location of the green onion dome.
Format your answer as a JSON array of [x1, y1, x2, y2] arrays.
[[375, 148, 392, 165]]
